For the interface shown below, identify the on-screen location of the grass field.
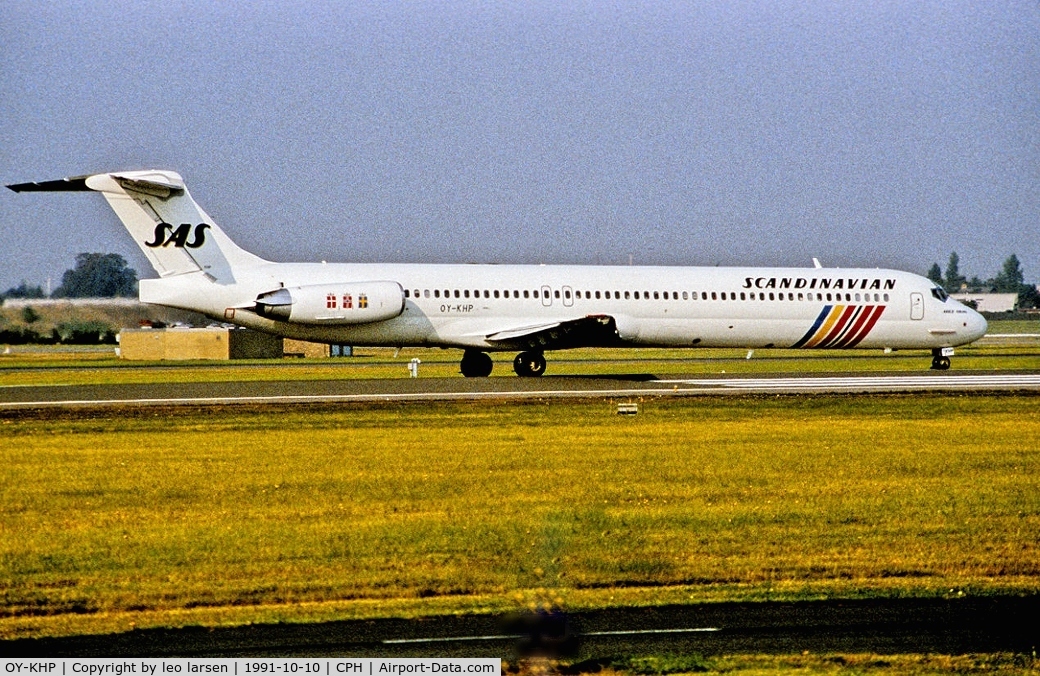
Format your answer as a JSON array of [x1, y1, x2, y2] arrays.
[[569, 653, 1040, 674], [2, 392, 1039, 641]]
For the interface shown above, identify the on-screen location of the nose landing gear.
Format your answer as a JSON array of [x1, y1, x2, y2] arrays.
[[930, 347, 952, 370]]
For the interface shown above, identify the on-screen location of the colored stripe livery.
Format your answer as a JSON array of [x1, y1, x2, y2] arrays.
[[791, 305, 886, 349]]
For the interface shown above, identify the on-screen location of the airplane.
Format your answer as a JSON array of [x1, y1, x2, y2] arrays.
[[8, 170, 987, 374]]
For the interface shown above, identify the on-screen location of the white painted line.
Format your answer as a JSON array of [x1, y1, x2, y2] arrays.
[[381, 627, 720, 644], [584, 627, 720, 636]]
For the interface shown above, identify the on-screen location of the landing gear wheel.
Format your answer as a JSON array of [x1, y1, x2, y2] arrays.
[[460, 350, 493, 378], [930, 356, 951, 370], [513, 351, 547, 377]]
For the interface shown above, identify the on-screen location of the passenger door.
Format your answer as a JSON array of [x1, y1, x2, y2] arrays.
[[910, 292, 924, 320]]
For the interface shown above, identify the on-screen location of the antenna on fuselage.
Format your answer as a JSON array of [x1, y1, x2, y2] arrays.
[[812, 258, 823, 269]]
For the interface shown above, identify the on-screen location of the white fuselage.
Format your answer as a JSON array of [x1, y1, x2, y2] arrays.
[[140, 261, 988, 351], [8, 170, 989, 367]]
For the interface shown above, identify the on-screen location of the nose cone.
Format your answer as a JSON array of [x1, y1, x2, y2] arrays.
[[964, 307, 988, 343]]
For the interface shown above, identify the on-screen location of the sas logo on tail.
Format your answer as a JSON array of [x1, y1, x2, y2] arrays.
[[145, 222, 210, 249]]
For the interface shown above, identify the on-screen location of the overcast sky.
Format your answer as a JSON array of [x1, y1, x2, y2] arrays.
[[2, 1, 1038, 292]]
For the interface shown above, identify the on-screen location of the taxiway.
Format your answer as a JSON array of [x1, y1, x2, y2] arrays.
[[2, 372, 1040, 409]]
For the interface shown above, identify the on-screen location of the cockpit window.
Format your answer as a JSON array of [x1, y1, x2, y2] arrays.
[[931, 286, 949, 302]]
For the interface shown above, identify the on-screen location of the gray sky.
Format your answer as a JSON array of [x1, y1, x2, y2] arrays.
[[2, 1, 1038, 292]]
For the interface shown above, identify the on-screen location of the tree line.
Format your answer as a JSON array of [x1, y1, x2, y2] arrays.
[[1, 253, 137, 301], [927, 253, 1039, 309]]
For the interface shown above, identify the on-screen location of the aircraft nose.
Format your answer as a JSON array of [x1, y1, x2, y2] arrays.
[[964, 308, 988, 342]]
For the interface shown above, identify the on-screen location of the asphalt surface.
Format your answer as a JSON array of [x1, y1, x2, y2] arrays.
[[3, 372, 1040, 409], [6, 597, 1039, 658]]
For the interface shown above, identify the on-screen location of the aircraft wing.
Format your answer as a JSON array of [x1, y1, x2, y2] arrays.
[[485, 314, 621, 351]]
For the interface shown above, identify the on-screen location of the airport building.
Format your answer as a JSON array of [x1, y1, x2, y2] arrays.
[[118, 327, 283, 360], [951, 293, 1018, 313]]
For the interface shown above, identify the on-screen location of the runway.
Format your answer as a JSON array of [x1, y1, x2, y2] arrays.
[[6, 597, 1038, 658], [2, 372, 1040, 409]]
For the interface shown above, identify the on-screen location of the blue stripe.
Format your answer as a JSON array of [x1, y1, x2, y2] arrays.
[[790, 305, 832, 349]]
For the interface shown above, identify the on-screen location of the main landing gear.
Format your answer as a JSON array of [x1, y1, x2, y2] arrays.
[[458, 350, 547, 377], [460, 349, 494, 378], [930, 347, 952, 371], [512, 350, 547, 377]]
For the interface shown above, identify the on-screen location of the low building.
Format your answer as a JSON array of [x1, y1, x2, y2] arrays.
[[118, 327, 283, 360], [283, 339, 354, 358], [951, 293, 1018, 313]]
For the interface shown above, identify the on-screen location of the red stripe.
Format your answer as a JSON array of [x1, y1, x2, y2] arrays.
[[816, 305, 858, 348], [823, 305, 865, 347], [833, 305, 874, 349], [844, 305, 886, 348]]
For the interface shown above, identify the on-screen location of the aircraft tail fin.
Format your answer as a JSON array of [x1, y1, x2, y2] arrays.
[[8, 170, 266, 284]]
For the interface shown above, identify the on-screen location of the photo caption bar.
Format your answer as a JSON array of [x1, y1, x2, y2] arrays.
[[0, 660, 501, 676]]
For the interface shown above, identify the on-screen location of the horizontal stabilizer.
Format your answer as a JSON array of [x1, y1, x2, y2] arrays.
[[7, 176, 90, 192]]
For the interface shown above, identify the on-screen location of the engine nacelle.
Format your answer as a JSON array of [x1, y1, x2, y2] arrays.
[[255, 281, 405, 325]]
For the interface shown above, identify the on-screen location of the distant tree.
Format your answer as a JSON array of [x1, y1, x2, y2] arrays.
[[52, 253, 137, 298], [944, 252, 966, 293], [968, 276, 986, 293], [21, 306, 41, 324], [1, 281, 46, 300], [1019, 284, 1040, 310], [993, 254, 1025, 293], [926, 263, 943, 286]]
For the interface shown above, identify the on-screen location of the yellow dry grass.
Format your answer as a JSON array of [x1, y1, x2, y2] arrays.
[[1, 394, 1038, 639]]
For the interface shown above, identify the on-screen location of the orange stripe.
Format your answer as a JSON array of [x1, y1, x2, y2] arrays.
[[804, 305, 846, 348]]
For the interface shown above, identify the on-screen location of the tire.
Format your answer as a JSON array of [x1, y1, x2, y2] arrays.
[[513, 351, 546, 377], [460, 350, 493, 377]]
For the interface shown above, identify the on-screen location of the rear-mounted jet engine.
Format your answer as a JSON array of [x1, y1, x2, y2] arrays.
[[255, 282, 404, 325]]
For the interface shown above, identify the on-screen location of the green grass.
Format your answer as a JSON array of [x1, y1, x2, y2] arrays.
[[985, 318, 1040, 334], [550, 653, 1040, 674], [2, 395, 1039, 639]]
